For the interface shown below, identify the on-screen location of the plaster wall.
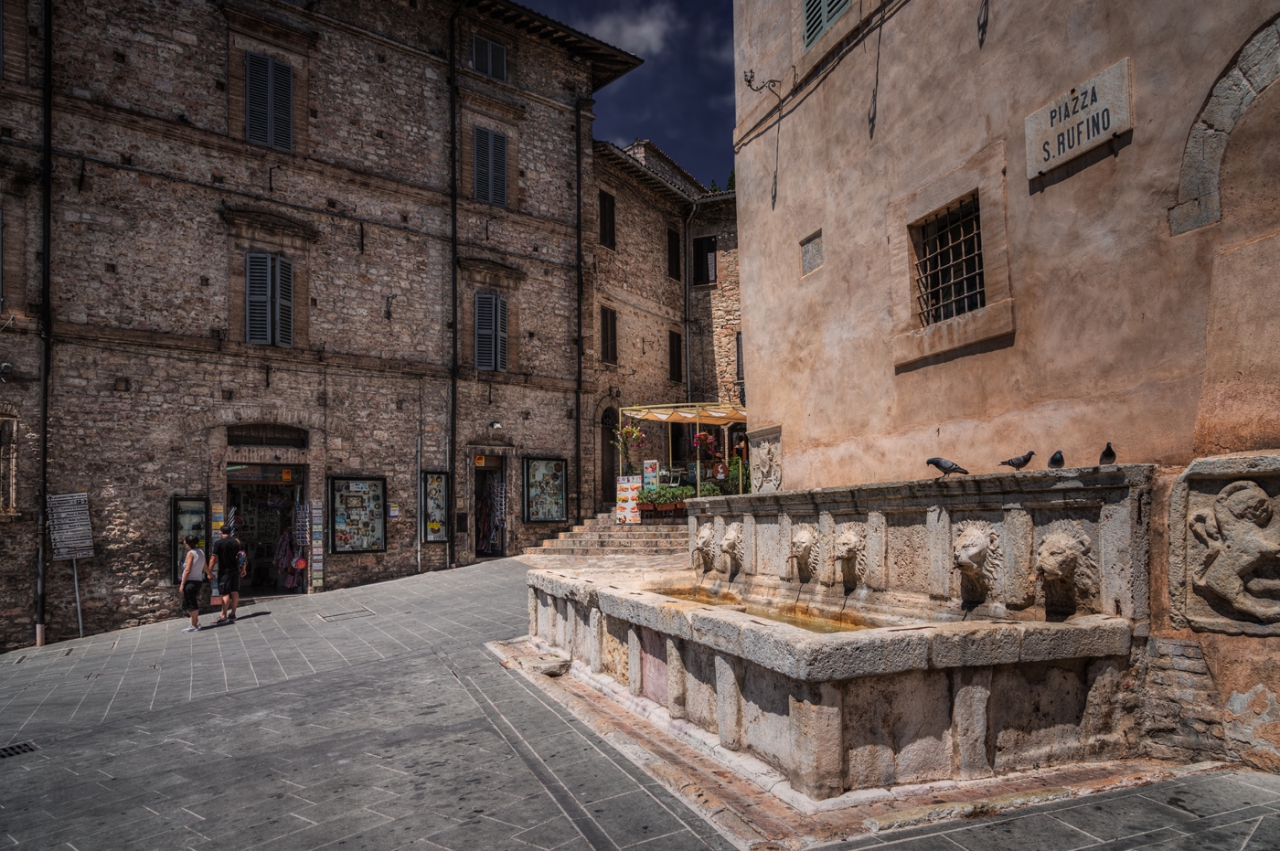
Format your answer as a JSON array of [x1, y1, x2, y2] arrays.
[[732, 0, 1280, 488]]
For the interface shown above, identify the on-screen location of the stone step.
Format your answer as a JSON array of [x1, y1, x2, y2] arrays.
[[540, 539, 686, 552], [557, 529, 688, 540], [527, 546, 687, 557]]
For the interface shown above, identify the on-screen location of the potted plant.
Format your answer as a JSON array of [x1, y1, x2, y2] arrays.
[[636, 487, 660, 511]]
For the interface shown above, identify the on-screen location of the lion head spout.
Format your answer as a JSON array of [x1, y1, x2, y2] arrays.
[[829, 526, 867, 589], [692, 522, 716, 573], [953, 520, 1003, 603], [1037, 520, 1100, 616], [720, 522, 745, 578], [790, 523, 819, 583]]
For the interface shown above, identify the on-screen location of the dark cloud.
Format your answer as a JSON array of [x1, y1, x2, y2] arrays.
[[520, 0, 736, 190]]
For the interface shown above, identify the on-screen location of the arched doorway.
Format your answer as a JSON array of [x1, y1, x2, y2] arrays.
[[601, 408, 619, 510]]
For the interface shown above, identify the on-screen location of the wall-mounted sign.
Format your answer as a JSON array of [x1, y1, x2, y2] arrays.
[[1025, 58, 1131, 179], [48, 493, 94, 561], [422, 472, 450, 542]]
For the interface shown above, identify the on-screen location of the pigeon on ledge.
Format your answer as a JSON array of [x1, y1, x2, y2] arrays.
[[927, 457, 969, 477], [999, 451, 1035, 471], [1099, 443, 1116, 465], [1048, 450, 1065, 469]]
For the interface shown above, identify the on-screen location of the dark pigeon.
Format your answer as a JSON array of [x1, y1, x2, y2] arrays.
[[927, 457, 969, 477], [999, 450, 1035, 471], [1099, 443, 1116, 465], [1048, 450, 1065, 469]]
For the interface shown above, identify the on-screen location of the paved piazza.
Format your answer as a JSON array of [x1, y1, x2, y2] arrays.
[[1, 558, 1279, 851]]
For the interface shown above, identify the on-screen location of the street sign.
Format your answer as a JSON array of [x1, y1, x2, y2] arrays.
[[48, 493, 94, 561]]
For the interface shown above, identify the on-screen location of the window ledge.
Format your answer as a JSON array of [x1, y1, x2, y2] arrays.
[[891, 298, 1015, 368]]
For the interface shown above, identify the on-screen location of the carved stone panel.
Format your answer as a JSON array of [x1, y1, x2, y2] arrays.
[[1170, 455, 1280, 635], [749, 425, 782, 494]]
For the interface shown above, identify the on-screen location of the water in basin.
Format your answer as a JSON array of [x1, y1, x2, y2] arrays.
[[662, 586, 875, 634]]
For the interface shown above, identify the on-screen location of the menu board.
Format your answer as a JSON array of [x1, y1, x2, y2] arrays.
[[329, 477, 387, 553], [524, 459, 567, 522], [643, 460, 659, 491], [423, 473, 449, 542], [615, 475, 642, 525]]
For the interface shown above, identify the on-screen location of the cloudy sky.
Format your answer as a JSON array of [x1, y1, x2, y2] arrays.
[[520, 0, 737, 191]]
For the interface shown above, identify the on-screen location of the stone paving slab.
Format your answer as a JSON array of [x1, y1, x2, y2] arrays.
[[2, 556, 1279, 851]]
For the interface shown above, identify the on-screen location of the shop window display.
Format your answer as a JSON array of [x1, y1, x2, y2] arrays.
[[329, 477, 387, 553], [524, 458, 567, 522]]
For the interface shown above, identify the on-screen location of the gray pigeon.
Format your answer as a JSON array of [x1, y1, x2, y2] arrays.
[[1099, 443, 1116, 465], [999, 450, 1035, 471], [1048, 450, 1065, 469], [927, 457, 969, 477]]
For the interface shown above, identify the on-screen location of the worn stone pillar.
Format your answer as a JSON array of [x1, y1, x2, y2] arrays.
[[715, 652, 744, 749], [789, 682, 844, 799], [927, 507, 953, 598], [628, 625, 643, 696], [951, 667, 994, 780], [666, 636, 687, 719], [555, 598, 568, 649], [536, 590, 553, 640], [528, 587, 539, 637], [588, 609, 604, 673]]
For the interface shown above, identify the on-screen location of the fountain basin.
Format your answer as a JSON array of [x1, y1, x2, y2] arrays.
[[529, 566, 1135, 802]]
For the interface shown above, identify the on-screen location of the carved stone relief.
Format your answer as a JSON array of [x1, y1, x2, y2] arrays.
[[692, 522, 716, 574], [1036, 520, 1101, 618], [720, 522, 745, 579], [789, 523, 819, 584], [749, 427, 782, 494], [952, 519, 1003, 609], [1170, 455, 1280, 635]]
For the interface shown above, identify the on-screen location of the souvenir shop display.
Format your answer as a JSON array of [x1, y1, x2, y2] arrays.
[[423, 473, 449, 543], [523, 458, 567, 522], [329, 477, 388, 553]]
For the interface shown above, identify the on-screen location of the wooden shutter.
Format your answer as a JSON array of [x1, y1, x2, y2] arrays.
[[472, 35, 489, 77], [600, 307, 617, 364], [667, 229, 681, 280], [736, 331, 744, 381], [704, 236, 717, 283], [805, 0, 851, 48], [245, 253, 272, 344], [668, 330, 682, 382], [490, 42, 507, 82], [599, 191, 615, 249], [270, 59, 294, 152], [274, 256, 294, 348], [246, 52, 271, 146], [475, 292, 497, 370], [491, 131, 508, 207], [474, 127, 491, 202], [496, 294, 509, 372]]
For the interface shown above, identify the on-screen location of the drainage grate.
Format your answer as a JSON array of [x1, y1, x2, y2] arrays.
[[318, 607, 375, 623], [0, 742, 38, 759]]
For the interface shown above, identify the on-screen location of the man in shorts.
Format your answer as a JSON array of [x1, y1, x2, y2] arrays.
[[210, 526, 244, 624]]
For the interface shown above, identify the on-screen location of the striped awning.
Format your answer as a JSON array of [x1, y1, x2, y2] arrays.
[[620, 403, 748, 425]]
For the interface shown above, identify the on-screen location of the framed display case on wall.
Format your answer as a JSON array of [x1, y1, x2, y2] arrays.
[[422, 472, 449, 543], [329, 476, 387, 554], [523, 458, 567, 523], [170, 496, 210, 584]]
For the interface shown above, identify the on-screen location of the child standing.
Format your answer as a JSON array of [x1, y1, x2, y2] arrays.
[[179, 535, 208, 633]]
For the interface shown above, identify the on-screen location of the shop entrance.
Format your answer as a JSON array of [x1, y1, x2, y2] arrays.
[[474, 455, 506, 558], [225, 463, 307, 595]]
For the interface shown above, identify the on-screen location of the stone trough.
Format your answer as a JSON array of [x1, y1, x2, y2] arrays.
[[527, 467, 1152, 804]]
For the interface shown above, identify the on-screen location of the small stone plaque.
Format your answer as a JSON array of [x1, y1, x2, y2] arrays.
[[1025, 58, 1132, 179]]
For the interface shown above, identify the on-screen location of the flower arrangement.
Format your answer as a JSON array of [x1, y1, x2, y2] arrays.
[[613, 421, 648, 475], [692, 431, 716, 451]]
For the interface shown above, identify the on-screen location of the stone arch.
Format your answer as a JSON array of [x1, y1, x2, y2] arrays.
[[179, 406, 328, 437], [1170, 15, 1280, 234]]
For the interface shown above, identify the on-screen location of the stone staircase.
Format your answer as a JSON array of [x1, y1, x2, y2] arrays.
[[529, 513, 689, 556]]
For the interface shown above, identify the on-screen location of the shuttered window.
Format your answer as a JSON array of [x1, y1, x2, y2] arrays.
[[736, 331, 744, 381], [245, 253, 295, 348], [667, 229, 681, 281], [668, 330, 682, 383], [245, 52, 294, 152], [472, 35, 507, 82], [600, 306, 617, 365], [474, 127, 508, 206], [475, 292, 509, 372], [693, 236, 717, 285], [599, 191, 616, 250], [803, 0, 851, 49]]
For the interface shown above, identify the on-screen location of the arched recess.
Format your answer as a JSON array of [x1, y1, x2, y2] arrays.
[[1170, 15, 1280, 235], [1192, 35, 1280, 454]]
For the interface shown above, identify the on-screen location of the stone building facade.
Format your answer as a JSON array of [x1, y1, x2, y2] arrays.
[[0, 0, 666, 650], [588, 139, 741, 499], [731, 0, 1280, 774]]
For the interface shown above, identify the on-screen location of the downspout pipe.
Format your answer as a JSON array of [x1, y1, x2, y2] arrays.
[[447, 2, 463, 568], [35, 0, 54, 647], [573, 98, 585, 525]]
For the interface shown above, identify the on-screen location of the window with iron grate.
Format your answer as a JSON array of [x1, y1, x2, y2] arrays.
[[911, 195, 985, 326]]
